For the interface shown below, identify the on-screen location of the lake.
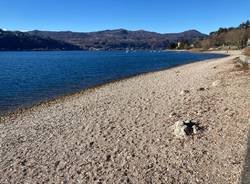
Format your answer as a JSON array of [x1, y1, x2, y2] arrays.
[[0, 51, 226, 114]]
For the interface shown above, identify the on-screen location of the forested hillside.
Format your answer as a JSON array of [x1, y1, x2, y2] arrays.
[[196, 21, 250, 49]]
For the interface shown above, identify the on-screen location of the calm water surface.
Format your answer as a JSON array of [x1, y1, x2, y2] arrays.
[[0, 51, 226, 114]]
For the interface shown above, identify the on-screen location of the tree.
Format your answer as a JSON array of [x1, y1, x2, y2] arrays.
[[177, 40, 190, 49], [239, 20, 250, 29], [169, 42, 177, 49], [218, 28, 228, 34]]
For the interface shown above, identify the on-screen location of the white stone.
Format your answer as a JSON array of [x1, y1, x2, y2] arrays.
[[212, 80, 220, 87], [173, 121, 188, 138], [193, 125, 199, 134]]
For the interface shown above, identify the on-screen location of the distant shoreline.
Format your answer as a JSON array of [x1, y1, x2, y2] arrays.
[[0, 47, 241, 54]]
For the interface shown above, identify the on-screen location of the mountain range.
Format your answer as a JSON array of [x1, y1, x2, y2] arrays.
[[0, 29, 81, 51], [0, 28, 207, 51]]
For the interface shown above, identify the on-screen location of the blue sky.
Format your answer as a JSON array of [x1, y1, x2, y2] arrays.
[[0, 0, 249, 34]]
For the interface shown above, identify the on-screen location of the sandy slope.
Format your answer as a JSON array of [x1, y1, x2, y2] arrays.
[[0, 54, 250, 184]]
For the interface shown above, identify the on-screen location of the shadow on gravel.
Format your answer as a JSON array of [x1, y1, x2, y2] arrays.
[[240, 130, 250, 184]]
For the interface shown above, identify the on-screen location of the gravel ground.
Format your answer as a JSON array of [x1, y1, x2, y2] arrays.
[[1, 54, 250, 184]]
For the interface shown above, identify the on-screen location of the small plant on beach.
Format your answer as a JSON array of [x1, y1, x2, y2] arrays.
[[233, 57, 249, 71], [244, 48, 250, 56]]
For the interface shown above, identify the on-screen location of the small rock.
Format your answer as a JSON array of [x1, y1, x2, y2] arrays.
[[20, 159, 27, 166], [169, 112, 177, 118], [212, 80, 220, 87], [198, 87, 205, 91], [173, 120, 200, 138], [180, 90, 190, 95], [106, 155, 112, 162], [173, 121, 188, 138]]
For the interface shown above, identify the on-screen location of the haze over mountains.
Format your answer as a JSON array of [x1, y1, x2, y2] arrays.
[[0, 28, 207, 51]]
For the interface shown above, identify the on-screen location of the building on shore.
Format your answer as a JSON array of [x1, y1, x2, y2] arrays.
[[177, 42, 181, 49], [247, 38, 250, 48]]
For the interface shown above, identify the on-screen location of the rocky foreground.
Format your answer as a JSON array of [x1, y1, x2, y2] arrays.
[[1, 53, 250, 183]]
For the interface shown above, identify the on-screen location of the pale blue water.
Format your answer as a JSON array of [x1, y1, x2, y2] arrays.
[[0, 51, 225, 114]]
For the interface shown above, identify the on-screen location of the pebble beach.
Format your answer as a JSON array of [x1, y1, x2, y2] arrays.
[[1, 52, 250, 183]]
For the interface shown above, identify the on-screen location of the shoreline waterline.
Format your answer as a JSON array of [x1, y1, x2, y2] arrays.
[[0, 54, 229, 119], [0, 51, 227, 115]]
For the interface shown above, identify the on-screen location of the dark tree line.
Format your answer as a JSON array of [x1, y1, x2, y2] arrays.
[[0, 29, 82, 51]]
